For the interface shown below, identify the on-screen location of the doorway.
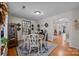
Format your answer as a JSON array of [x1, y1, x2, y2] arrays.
[[53, 18, 70, 45]]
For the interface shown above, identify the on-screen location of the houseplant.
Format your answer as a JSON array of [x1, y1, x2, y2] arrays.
[[1, 37, 8, 45]]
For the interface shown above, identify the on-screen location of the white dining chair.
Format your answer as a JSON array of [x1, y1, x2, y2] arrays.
[[23, 35, 30, 49], [43, 31, 48, 50], [29, 34, 39, 55]]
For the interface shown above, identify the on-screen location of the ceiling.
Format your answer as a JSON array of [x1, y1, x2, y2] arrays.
[[8, 2, 79, 21]]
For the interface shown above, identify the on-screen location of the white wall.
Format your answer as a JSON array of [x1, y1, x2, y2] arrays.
[[8, 15, 38, 40], [69, 20, 79, 49], [38, 8, 79, 49]]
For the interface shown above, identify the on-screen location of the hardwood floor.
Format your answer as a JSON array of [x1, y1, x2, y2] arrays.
[[49, 35, 79, 56], [8, 35, 79, 56], [8, 47, 17, 56]]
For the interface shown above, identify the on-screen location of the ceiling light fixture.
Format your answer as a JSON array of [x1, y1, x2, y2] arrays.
[[34, 11, 41, 15]]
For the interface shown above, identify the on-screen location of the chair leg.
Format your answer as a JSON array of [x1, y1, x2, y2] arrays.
[[29, 46, 31, 56], [37, 47, 39, 55], [23, 41, 25, 48]]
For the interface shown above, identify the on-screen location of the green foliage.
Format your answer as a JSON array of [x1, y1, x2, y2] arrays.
[[1, 37, 8, 44]]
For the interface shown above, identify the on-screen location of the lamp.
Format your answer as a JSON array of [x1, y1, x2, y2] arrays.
[[34, 11, 41, 15]]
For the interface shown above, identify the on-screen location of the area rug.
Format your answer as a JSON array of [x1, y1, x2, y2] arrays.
[[16, 42, 56, 56]]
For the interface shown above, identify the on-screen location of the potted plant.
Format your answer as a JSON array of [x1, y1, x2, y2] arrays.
[[1, 37, 8, 45]]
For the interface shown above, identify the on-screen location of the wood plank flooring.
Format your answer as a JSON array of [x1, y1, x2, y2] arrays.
[[7, 47, 17, 56], [49, 35, 79, 56]]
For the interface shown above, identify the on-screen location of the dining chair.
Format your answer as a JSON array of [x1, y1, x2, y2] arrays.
[[29, 34, 39, 55], [42, 31, 48, 51], [23, 35, 30, 49]]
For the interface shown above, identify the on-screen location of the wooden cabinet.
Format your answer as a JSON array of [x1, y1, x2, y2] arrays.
[[8, 23, 18, 48]]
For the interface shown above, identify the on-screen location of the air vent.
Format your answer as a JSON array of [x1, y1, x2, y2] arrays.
[[22, 5, 26, 9]]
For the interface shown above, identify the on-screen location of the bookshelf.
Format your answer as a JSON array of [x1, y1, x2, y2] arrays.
[[8, 23, 18, 48]]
